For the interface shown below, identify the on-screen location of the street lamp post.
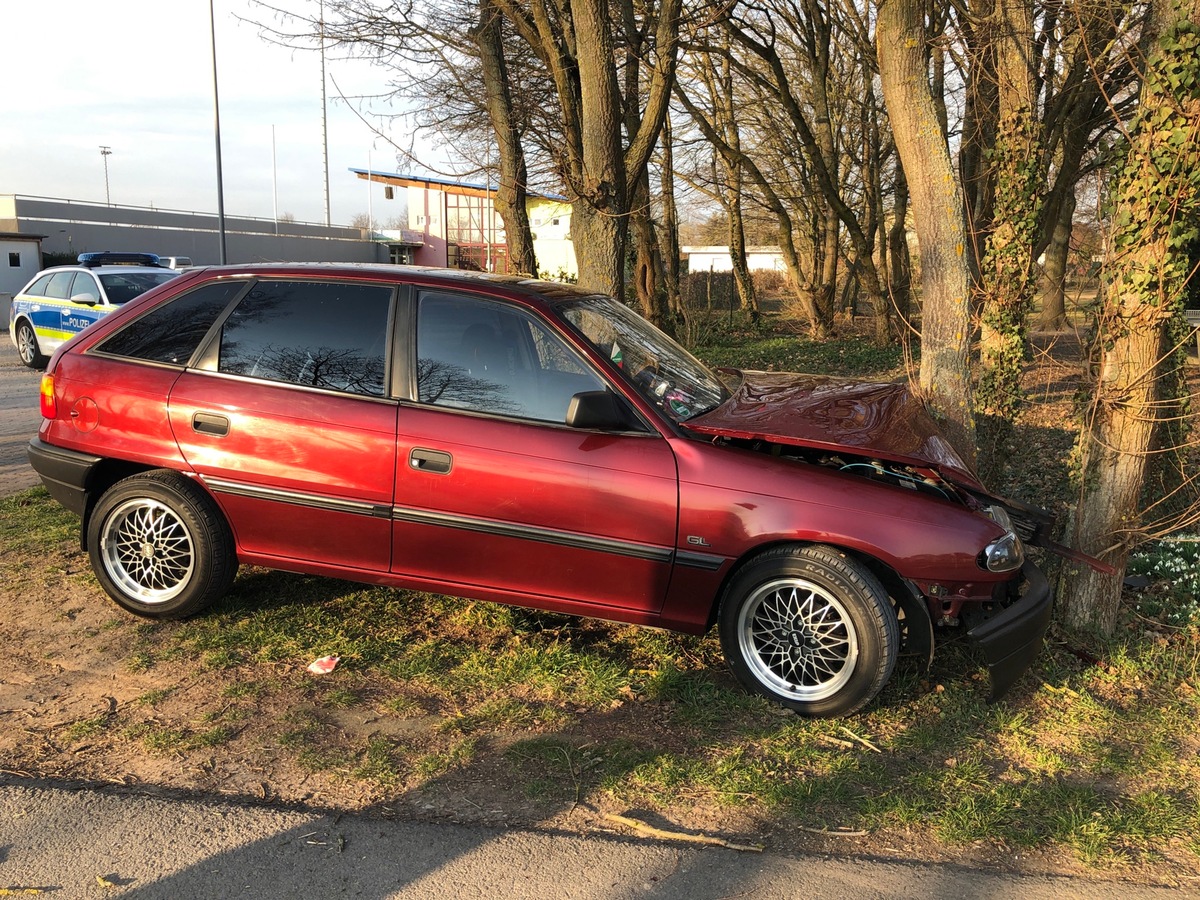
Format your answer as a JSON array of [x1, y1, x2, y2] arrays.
[[209, 0, 228, 264], [99, 146, 112, 205]]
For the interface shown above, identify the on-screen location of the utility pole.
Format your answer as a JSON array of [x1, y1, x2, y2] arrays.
[[209, 0, 228, 264], [320, 0, 331, 226], [99, 146, 112, 205]]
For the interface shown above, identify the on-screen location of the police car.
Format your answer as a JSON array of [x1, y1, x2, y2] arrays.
[[9, 252, 180, 368]]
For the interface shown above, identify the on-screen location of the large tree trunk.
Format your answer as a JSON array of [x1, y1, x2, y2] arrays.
[[1060, 0, 1200, 633], [572, 202, 626, 298], [876, 0, 976, 461], [474, 0, 538, 276]]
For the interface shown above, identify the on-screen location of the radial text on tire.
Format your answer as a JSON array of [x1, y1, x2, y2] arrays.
[[717, 544, 900, 717]]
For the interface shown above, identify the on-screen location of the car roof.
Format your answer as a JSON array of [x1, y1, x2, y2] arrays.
[[176, 263, 600, 304], [34, 265, 175, 276]]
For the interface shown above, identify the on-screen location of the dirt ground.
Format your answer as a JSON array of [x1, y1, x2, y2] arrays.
[[0, 329, 1193, 887]]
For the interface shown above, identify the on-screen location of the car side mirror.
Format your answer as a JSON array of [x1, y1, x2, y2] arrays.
[[566, 390, 639, 431], [70, 292, 99, 305]]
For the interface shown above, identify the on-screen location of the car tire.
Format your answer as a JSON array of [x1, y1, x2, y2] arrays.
[[717, 544, 900, 717], [87, 470, 237, 619], [15, 319, 46, 368]]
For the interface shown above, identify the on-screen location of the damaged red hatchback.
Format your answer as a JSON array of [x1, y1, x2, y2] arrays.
[[30, 265, 1064, 716]]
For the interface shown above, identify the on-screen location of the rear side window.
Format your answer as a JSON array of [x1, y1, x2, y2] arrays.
[[21, 273, 54, 297], [45, 272, 78, 300], [218, 280, 392, 397], [95, 282, 243, 365]]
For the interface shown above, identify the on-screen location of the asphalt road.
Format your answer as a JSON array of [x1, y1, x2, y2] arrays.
[[0, 339, 42, 496], [0, 338, 1193, 899]]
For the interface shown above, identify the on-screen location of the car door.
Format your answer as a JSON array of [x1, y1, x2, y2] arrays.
[[60, 271, 105, 337], [168, 278, 399, 573], [390, 289, 679, 616]]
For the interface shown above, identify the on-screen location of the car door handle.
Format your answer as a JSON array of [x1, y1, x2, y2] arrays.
[[409, 448, 452, 474], [192, 412, 230, 437]]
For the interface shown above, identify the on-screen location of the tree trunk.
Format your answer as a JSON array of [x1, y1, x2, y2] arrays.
[[572, 202, 626, 298], [658, 114, 683, 317], [727, 166, 760, 321], [1060, 0, 1200, 633], [1036, 190, 1075, 331], [876, 0, 976, 461], [888, 164, 912, 323], [474, 0, 538, 276]]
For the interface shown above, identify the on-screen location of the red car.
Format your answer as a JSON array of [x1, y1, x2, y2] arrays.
[[29, 264, 1062, 716]]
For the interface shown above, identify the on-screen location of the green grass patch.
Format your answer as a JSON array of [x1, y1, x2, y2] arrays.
[[695, 332, 907, 379]]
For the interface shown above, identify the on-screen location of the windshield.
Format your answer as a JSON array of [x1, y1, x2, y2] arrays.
[[98, 271, 178, 305], [558, 296, 731, 421]]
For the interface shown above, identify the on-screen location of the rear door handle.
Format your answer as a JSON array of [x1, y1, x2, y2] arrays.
[[409, 448, 452, 474], [192, 412, 230, 436]]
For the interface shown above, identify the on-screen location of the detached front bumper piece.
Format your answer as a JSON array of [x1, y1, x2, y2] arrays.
[[966, 560, 1053, 700]]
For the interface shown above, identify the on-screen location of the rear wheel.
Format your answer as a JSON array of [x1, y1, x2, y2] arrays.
[[87, 471, 236, 619], [15, 319, 46, 368], [718, 544, 899, 717]]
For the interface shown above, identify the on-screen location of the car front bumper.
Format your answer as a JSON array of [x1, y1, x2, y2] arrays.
[[966, 560, 1053, 700]]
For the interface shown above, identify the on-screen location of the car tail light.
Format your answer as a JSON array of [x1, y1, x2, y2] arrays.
[[39, 374, 56, 419]]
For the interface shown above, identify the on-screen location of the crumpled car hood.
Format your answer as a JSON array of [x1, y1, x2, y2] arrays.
[[686, 370, 982, 487], [685, 370, 1114, 574]]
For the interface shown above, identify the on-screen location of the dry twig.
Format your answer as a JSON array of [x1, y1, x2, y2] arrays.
[[604, 814, 763, 852]]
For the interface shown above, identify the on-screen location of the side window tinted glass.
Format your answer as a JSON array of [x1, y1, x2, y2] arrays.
[[219, 281, 392, 397], [23, 274, 54, 297], [416, 291, 603, 423], [45, 272, 77, 300], [95, 282, 243, 365]]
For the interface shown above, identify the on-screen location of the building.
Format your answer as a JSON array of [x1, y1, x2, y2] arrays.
[[682, 245, 786, 274], [0, 230, 44, 326], [350, 169, 577, 279], [0, 194, 394, 268]]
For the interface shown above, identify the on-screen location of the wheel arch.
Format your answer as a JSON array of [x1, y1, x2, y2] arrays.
[[80, 462, 205, 551], [704, 539, 932, 651]]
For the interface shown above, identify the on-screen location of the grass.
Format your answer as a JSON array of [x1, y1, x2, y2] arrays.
[[3, 320, 1198, 874]]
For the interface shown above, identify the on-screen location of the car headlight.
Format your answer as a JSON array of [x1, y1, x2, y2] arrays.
[[982, 506, 1024, 573]]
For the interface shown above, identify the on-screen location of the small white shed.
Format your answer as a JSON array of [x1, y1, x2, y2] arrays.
[[0, 233, 43, 327]]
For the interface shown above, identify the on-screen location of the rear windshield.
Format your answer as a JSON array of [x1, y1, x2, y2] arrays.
[[98, 271, 178, 305]]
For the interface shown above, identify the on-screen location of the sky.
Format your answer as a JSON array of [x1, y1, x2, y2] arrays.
[[0, 0, 431, 226]]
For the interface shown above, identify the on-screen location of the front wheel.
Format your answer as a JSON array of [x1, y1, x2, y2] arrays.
[[15, 319, 46, 368], [87, 471, 237, 619], [718, 545, 899, 717]]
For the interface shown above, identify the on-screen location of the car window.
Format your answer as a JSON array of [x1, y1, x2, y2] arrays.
[[70, 272, 101, 303], [218, 280, 392, 397], [416, 291, 604, 423], [45, 272, 77, 300], [97, 271, 177, 305], [94, 282, 245, 365], [22, 273, 54, 297]]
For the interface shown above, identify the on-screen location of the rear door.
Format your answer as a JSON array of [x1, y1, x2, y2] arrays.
[[168, 278, 399, 573], [390, 289, 679, 615]]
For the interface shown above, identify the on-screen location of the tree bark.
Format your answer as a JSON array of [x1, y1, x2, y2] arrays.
[[473, 0, 538, 276], [1060, 0, 1200, 633], [1035, 190, 1074, 330], [876, 0, 976, 461]]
